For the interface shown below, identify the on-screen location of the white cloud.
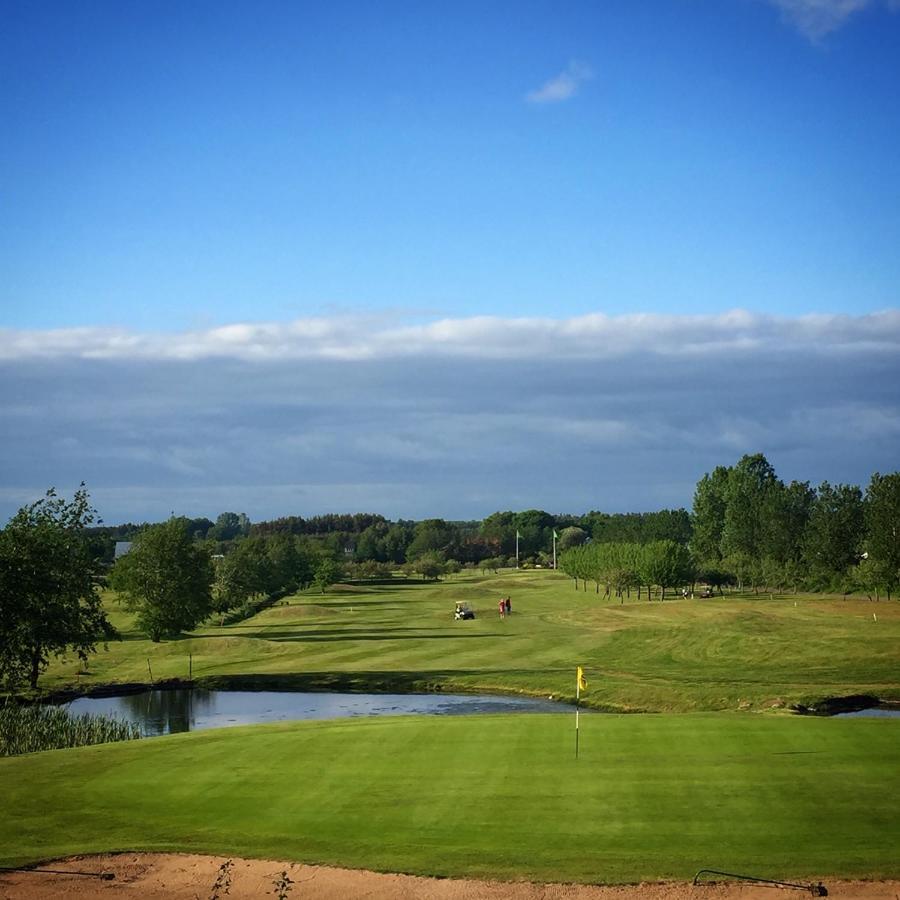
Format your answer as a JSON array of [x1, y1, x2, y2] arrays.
[[2, 310, 898, 522], [1, 310, 898, 363], [764, 0, 894, 41], [526, 61, 593, 104]]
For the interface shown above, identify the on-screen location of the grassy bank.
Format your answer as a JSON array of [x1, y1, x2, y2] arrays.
[[38, 571, 900, 712], [1, 712, 897, 882]]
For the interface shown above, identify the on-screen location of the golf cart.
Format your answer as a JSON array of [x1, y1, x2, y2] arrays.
[[454, 601, 475, 620]]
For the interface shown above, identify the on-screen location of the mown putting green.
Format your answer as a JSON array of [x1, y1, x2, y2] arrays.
[[1, 713, 897, 882], [41, 571, 900, 712]]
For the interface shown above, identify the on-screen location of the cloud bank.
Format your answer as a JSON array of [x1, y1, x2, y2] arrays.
[[1, 311, 898, 523], [3, 309, 898, 362]]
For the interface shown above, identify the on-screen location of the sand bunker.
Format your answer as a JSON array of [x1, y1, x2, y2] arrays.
[[1, 854, 896, 900]]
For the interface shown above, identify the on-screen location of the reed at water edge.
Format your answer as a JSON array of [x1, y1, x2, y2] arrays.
[[0, 701, 142, 756]]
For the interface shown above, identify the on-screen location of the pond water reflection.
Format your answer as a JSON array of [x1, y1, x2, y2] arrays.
[[833, 707, 900, 718], [65, 689, 572, 736]]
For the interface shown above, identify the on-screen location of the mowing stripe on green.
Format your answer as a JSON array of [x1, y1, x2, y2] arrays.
[[1, 713, 897, 883]]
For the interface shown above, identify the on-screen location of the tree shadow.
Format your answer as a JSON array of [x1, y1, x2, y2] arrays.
[[196, 667, 561, 695], [200, 626, 510, 643]]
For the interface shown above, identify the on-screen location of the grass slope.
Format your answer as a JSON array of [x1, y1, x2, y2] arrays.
[[1, 713, 897, 883], [43, 573, 900, 712]]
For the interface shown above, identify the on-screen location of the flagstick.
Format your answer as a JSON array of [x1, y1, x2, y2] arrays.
[[553, 531, 557, 570], [516, 532, 519, 569], [575, 679, 580, 759]]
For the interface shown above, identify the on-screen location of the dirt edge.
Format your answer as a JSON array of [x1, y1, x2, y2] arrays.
[[1, 853, 899, 900]]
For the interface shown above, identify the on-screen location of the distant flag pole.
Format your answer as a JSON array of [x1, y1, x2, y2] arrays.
[[553, 529, 559, 570], [575, 666, 587, 759], [516, 530, 520, 569]]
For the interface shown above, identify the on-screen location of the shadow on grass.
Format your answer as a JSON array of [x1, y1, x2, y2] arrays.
[[196, 667, 557, 694], [304, 585, 434, 598], [285, 599, 416, 609], [200, 626, 510, 643], [340, 578, 432, 587]]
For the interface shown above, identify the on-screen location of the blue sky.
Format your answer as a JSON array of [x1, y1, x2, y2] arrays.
[[1, 1, 899, 522], [3, 0, 899, 329]]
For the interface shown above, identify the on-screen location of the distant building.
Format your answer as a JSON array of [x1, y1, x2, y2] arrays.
[[114, 541, 133, 559]]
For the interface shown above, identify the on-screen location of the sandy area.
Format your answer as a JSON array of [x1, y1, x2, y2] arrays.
[[0, 854, 897, 900]]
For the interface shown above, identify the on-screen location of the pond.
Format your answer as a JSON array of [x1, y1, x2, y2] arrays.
[[65, 689, 575, 736], [833, 707, 900, 718]]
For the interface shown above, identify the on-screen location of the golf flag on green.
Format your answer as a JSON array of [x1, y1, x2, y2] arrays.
[[575, 666, 586, 758], [553, 529, 559, 539]]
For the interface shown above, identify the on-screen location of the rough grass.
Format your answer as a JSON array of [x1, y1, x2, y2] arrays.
[[0, 712, 897, 882]]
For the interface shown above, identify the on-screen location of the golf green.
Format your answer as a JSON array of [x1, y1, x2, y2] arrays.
[[2, 712, 897, 883]]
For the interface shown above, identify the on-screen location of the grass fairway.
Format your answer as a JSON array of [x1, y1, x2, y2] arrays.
[[1, 713, 898, 883], [42, 572, 900, 712], [16, 571, 899, 883]]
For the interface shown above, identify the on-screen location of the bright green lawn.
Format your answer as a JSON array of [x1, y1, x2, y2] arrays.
[[43, 572, 900, 712], [1, 713, 897, 882]]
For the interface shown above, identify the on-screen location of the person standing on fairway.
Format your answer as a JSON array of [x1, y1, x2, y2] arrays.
[[505, 596, 511, 616], [498, 598, 505, 618]]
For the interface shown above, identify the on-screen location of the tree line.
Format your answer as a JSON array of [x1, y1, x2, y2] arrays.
[[559, 541, 693, 600], [560, 455, 899, 600], [2, 456, 897, 690], [85, 507, 693, 568], [691, 454, 899, 597]]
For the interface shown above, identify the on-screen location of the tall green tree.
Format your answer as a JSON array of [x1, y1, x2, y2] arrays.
[[802, 482, 865, 584], [354, 523, 388, 562], [721, 454, 778, 562], [0, 486, 116, 689], [639, 540, 693, 600], [691, 466, 730, 563], [406, 519, 460, 561], [557, 526, 589, 551], [210, 512, 251, 542], [110, 518, 214, 641], [512, 510, 555, 558], [214, 536, 270, 610], [643, 509, 693, 545], [864, 472, 900, 596], [382, 523, 414, 564], [266, 533, 312, 592], [480, 511, 517, 557], [760, 480, 814, 566], [413, 551, 446, 581], [313, 557, 341, 593]]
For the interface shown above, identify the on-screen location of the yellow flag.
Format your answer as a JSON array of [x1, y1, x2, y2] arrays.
[[577, 666, 587, 692]]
